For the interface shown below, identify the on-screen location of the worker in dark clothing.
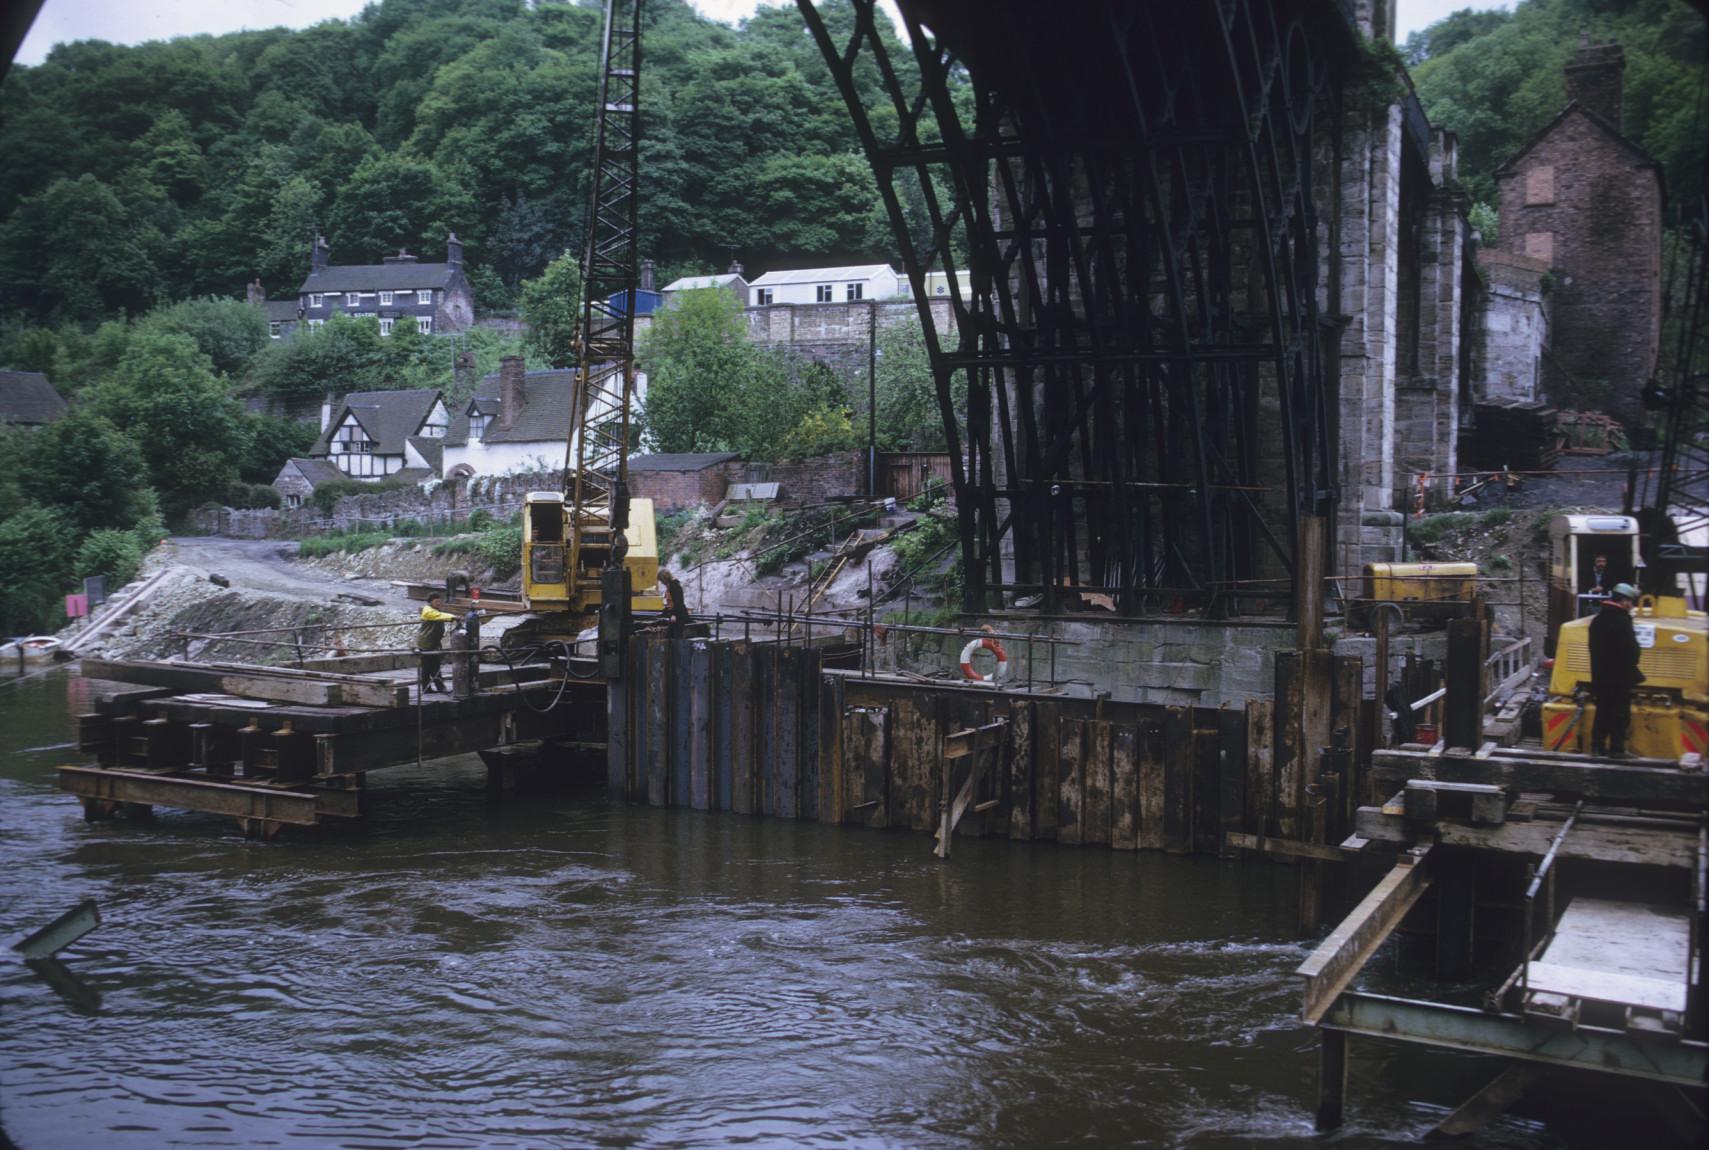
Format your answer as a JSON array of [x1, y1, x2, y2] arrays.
[[1588, 582, 1644, 757], [1588, 553, 1610, 595], [657, 569, 692, 639], [417, 592, 457, 693]]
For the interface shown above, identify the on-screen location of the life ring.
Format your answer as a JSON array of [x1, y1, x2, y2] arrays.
[[959, 637, 1008, 682]]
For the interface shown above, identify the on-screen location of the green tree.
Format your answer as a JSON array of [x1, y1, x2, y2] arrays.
[[520, 250, 582, 368], [0, 174, 158, 320], [249, 311, 390, 400], [0, 505, 76, 635], [240, 414, 319, 484], [75, 528, 146, 590], [638, 287, 756, 452], [92, 330, 249, 513], [874, 319, 963, 451], [141, 296, 271, 378], [24, 408, 154, 534]]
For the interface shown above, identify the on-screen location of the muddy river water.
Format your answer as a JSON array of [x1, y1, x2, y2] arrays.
[[0, 669, 1639, 1148]]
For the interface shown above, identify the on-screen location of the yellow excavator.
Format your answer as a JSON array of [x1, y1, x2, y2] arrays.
[[509, 0, 662, 672], [1542, 593, 1707, 760]]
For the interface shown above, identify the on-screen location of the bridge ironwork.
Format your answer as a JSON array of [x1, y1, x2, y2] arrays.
[[798, 0, 1354, 616]]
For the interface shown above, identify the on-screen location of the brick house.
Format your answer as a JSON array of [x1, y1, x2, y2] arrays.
[[1494, 39, 1664, 419], [296, 234, 476, 336], [0, 370, 67, 427]]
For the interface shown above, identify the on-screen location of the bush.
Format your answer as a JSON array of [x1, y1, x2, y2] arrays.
[[226, 481, 281, 510], [76, 528, 145, 589], [466, 508, 494, 531], [473, 524, 522, 580], [296, 529, 391, 558], [310, 477, 413, 515]]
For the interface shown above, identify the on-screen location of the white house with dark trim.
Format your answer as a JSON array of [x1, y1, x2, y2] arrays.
[[747, 264, 902, 307], [296, 235, 475, 335], [271, 389, 449, 505]]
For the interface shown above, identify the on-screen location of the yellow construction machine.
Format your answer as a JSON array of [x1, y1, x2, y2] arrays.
[[506, 0, 663, 670], [1541, 593, 1708, 760]]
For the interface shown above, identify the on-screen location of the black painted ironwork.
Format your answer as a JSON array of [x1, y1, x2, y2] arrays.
[[568, 0, 642, 590], [798, 0, 1346, 617]]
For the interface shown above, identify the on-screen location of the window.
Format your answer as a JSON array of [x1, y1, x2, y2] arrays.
[[757, 287, 774, 306], [379, 318, 394, 336], [846, 282, 863, 301], [470, 413, 492, 440], [269, 322, 281, 339], [1524, 166, 1555, 206], [379, 291, 394, 305], [284, 493, 302, 509], [345, 292, 361, 307], [332, 419, 375, 456], [816, 284, 834, 303], [416, 316, 433, 334], [308, 293, 323, 308], [307, 319, 324, 331], [418, 289, 433, 306]]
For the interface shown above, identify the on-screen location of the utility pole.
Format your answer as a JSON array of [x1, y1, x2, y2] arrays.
[[868, 300, 878, 497]]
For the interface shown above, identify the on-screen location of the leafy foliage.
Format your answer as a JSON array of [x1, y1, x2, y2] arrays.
[[75, 528, 146, 590], [0, 0, 919, 323], [1409, 0, 1705, 210], [0, 505, 76, 634]]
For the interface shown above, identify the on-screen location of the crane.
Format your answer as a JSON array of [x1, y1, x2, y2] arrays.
[[514, 0, 661, 673]]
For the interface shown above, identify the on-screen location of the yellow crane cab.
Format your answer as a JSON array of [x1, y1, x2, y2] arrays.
[[1545, 514, 1640, 652], [521, 491, 663, 618], [1542, 593, 1708, 761]]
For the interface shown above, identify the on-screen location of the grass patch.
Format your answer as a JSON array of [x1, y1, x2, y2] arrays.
[[1407, 512, 1477, 547], [1488, 554, 1513, 573], [297, 529, 391, 558], [1480, 508, 1513, 527]]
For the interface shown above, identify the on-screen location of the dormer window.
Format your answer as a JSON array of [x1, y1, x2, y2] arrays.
[[379, 291, 394, 305], [469, 412, 492, 440]]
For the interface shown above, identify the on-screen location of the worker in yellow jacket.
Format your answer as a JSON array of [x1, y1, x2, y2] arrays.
[[417, 593, 458, 693]]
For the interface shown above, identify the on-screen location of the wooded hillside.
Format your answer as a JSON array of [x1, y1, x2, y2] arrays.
[[0, 0, 905, 324]]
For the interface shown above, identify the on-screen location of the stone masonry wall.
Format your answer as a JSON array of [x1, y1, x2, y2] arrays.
[[1472, 250, 1551, 403], [1496, 108, 1662, 420], [881, 617, 1293, 707]]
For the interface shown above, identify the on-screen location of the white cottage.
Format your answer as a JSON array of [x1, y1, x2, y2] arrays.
[[747, 264, 902, 307]]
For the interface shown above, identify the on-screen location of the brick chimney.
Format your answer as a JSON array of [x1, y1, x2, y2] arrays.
[[1565, 38, 1625, 131], [310, 235, 329, 275], [641, 258, 655, 292], [498, 356, 525, 430], [246, 278, 266, 306], [447, 231, 464, 268]]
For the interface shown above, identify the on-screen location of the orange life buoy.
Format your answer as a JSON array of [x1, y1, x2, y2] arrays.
[[959, 637, 1009, 683]]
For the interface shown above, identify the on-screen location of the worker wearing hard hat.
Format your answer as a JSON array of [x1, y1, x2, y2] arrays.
[[1588, 582, 1644, 758]]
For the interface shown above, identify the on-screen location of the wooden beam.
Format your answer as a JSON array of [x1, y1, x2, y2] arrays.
[[1297, 846, 1434, 1024], [1372, 748, 1709, 809], [1226, 831, 1348, 863], [58, 765, 326, 826]]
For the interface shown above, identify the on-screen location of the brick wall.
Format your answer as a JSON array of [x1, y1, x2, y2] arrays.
[[629, 465, 741, 512], [738, 452, 865, 506], [1496, 108, 1662, 419]]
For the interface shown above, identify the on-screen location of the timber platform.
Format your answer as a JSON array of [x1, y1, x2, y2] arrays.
[[64, 654, 604, 838]]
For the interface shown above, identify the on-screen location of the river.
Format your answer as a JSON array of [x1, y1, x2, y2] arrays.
[[0, 669, 1639, 1148]]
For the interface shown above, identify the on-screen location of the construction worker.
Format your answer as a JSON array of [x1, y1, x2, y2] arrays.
[[417, 592, 458, 693], [657, 569, 692, 639], [1588, 582, 1644, 757]]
